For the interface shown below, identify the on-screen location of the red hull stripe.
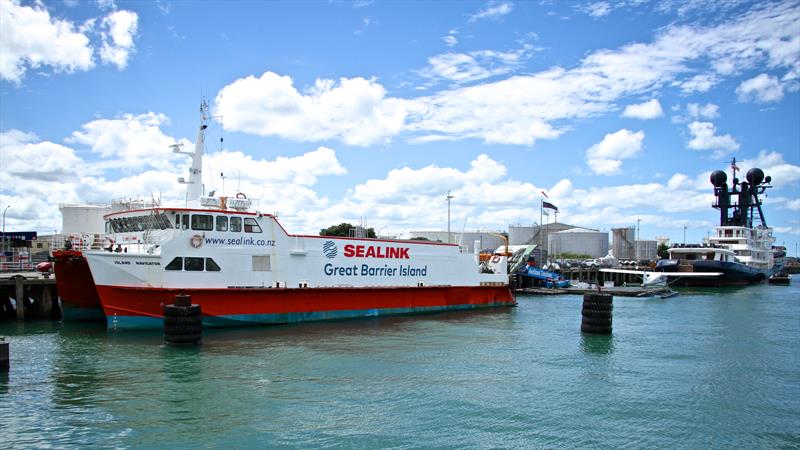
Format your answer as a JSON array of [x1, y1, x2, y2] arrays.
[[97, 285, 516, 328]]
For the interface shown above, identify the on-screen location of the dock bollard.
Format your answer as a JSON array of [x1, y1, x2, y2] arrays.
[[581, 293, 612, 334], [1, 337, 9, 371], [163, 294, 202, 345]]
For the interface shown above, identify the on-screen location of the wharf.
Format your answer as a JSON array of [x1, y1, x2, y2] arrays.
[[0, 272, 59, 321], [516, 285, 673, 297]]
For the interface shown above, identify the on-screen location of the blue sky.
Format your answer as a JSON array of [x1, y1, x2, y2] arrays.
[[1, 0, 799, 254]]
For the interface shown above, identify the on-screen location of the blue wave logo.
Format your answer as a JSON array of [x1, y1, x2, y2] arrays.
[[323, 241, 337, 259]]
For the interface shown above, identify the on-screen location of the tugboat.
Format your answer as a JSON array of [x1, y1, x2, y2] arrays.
[[657, 160, 780, 286]]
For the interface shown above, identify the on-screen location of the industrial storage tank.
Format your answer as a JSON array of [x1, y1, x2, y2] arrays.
[[612, 227, 636, 260], [59, 203, 111, 234], [548, 227, 609, 258], [509, 225, 537, 246], [408, 231, 506, 253], [635, 240, 658, 261]]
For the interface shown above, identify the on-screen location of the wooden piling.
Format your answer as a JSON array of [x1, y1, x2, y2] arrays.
[[14, 276, 24, 321], [0, 338, 8, 371]]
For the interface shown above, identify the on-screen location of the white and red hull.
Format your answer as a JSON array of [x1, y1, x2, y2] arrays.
[[87, 211, 514, 330]]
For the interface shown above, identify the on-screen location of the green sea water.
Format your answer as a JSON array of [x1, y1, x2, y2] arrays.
[[1, 281, 799, 449]]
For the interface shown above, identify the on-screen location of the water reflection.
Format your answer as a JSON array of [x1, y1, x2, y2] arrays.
[[0, 372, 8, 395], [580, 333, 615, 355]]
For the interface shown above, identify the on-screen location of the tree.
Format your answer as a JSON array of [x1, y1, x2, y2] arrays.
[[320, 223, 376, 238], [409, 237, 430, 241], [657, 243, 669, 259]]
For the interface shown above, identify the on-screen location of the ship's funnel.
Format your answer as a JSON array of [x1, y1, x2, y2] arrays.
[[710, 170, 727, 187], [746, 168, 764, 186]]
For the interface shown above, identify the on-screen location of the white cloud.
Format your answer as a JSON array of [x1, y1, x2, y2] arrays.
[[204, 147, 346, 188], [99, 10, 138, 69], [687, 121, 740, 154], [215, 3, 799, 147], [0, 0, 93, 83], [0, 1, 140, 83], [666, 173, 690, 190], [687, 103, 719, 120], [442, 29, 458, 47], [585, 129, 645, 175], [214, 72, 411, 146], [622, 99, 663, 119], [0, 129, 84, 183], [736, 73, 784, 103], [583, 2, 613, 18], [785, 199, 800, 211], [678, 73, 719, 93], [67, 112, 184, 170], [469, 1, 514, 22], [420, 49, 526, 83], [740, 150, 800, 189], [0, 123, 351, 233]]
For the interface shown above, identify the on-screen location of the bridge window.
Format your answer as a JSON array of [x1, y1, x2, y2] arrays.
[[244, 218, 262, 233], [191, 214, 213, 231], [216, 216, 228, 232], [230, 217, 242, 232]]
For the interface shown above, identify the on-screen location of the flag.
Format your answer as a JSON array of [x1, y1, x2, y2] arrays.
[[543, 201, 558, 211], [540, 190, 549, 199], [731, 159, 739, 171]]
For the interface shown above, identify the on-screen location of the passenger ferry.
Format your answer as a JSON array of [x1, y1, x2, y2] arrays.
[[84, 102, 515, 329]]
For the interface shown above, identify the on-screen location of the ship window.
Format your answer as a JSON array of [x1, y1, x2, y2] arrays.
[[184, 257, 204, 271], [205, 258, 221, 272], [216, 216, 228, 232], [165, 257, 183, 270], [244, 218, 262, 233], [191, 214, 213, 231], [181, 214, 189, 230], [230, 217, 242, 232], [159, 212, 173, 229], [174, 214, 180, 228], [252, 255, 271, 271]]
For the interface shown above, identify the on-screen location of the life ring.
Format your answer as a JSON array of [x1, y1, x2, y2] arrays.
[[190, 234, 203, 248], [236, 192, 247, 199], [491, 255, 501, 263]]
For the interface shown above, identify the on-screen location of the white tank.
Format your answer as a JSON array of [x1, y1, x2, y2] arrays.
[[59, 203, 111, 234], [548, 227, 609, 258]]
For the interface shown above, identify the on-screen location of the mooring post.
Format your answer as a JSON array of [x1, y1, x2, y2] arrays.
[[163, 294, 202, 345], [40, 286, 52, 318], [14, 276, 24, 321], [0, 337, 8, 372], [581, 293, 613, 334]]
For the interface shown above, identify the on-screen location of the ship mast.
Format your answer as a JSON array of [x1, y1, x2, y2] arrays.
[[710, 158, 772, 228], [173, 99, 208, 204]]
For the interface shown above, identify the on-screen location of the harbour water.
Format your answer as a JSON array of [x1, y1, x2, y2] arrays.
[[1, 282, 798, 448]]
